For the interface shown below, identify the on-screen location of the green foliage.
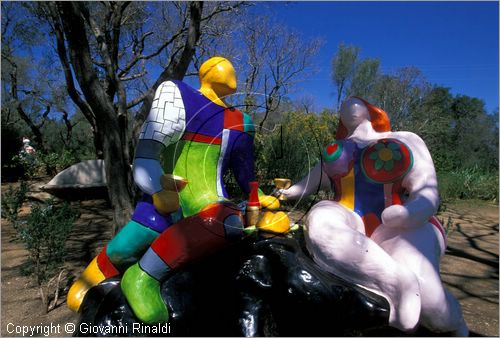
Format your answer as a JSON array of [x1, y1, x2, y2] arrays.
[[438, 167, 498, 202], [331, 43, 359, 108], [10, 153, 37, 179], [17, 200, 79, 284], [449, 96, 498, 171], [370, 67, 429, 130], [1, 180, 29, 226], [254, 110, 339, 192], [412, 88, 498, 174], [9, 149, 79, 179], [38, 150, 78, 177], [332, 43, 359, 86], [0, 116, 25, 166], [41, 111, 96, 159], [347, 58, 380, 99]]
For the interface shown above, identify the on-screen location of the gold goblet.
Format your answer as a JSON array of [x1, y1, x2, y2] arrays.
[[273, 178, 291, 201]]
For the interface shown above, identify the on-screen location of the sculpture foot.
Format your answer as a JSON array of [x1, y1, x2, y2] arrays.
[[387, 267, 421, 332], [121, 263, 169, 324], [257, 211, 290, 234], [67, 256, 106, 312]]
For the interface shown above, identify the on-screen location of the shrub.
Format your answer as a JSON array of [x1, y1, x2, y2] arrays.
[[16, 199, 79, 284], [38, 150, 78, 177], [3, 182, 79, 311], [1, 180, 29, 228], [11, 153, 40, 179], [438, 167, 499, 202], [10, 149, 79, 179], [254, 111, 338, 189]]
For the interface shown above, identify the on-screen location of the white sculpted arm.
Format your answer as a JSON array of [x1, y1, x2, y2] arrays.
[[381, 132, 439, 228], [280, 162, 331, 200], [133, 81, 186, 195]]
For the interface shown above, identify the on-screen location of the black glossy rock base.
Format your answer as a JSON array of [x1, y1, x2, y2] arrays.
[[76, 228, 396, 337]]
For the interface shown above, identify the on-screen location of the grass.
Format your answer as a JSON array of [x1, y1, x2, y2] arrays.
[[438, 167, 498, 202]]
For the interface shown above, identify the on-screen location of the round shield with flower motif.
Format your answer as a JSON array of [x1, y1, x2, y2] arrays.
[[361, 138, 413, 184]]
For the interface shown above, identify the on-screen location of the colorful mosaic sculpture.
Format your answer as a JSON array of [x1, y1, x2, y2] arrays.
[[67, 57, 286, 323], [280, 97, 468, 336]]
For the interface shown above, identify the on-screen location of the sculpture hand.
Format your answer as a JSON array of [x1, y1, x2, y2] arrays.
[[277, 187, 298, 200], [152, 189, 180, 215], [259, 195, 280, 210], [381, 204, 412, 228]]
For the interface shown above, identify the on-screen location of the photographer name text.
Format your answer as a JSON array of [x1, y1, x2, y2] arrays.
[[5, 322, 171, 336]]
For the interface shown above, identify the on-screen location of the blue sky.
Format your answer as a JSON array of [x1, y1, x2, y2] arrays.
[[250, 1, 499, 113]]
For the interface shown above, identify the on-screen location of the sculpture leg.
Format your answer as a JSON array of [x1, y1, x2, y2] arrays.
[[67, 198, 171, 312], [304, 200, 421, 332], [372, 222, 468, 336], [121, 202, 244, 324]]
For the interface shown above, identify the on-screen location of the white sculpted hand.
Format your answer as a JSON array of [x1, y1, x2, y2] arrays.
[[381, 204, 411, 228]]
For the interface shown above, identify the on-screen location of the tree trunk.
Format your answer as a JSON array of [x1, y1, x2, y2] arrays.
[[56, 2, 133, 232], [54, 1, 203, 233], [16, 103, 47, 152], [97, 125, 133, 232], [336, 82, 344, 112]]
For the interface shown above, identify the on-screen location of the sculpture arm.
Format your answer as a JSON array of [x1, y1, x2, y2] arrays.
[[133, 81, 186, 196], [228, 131, 256, 196], [281, 161, 331, 200], [381, 132, 439, 228], [228, 130, 280, 209]]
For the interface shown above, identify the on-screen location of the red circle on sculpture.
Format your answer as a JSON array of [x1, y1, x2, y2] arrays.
[[361, 138, 413, 184], [326, 143, 338, 155]]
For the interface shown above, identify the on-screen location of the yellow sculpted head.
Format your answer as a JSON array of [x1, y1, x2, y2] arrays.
[[199, 57, 237, 98]]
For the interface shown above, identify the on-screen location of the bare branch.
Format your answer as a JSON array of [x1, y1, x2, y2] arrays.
[[2, 9, 12, 37], [134, 1, 203, 125], [37, 105, 50, 129], [126, 89, 148, 109], [117, 31, 153, 77], [92, 58, 107, 69], [201, 2, 246, 23], [119, 71, 147, 82], [77, 3, 115, 77]]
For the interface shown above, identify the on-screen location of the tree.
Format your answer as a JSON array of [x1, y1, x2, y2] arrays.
[[331, 43, 359, 111], [409, 86, 455, 172], [202, 14, 322, 129], [407, 87, 498, 172], [35, 1, 205, 231], [237, 16, 322, 130], [451, 96, 497, 170], [1, 2, 56, 153], [346, 58, 380, 100], [26, 1, 248, 232], [370, 67, 429, 130]]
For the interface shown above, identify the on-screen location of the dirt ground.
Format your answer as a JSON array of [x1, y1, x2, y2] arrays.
[[1, 180, 498, 337], [438, 200, 499, 337]]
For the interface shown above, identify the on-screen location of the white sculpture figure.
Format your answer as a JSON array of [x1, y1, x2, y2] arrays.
[[280, 97, 468, 335], [21, 137, 36, 155]]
